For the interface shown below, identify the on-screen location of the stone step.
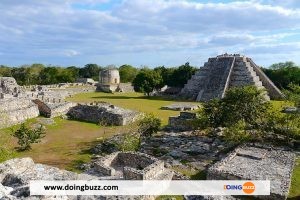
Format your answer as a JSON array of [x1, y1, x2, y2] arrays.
[[231, 70, 256, 77], [230, 75, 260, 82], [254, 81, 263, 87]]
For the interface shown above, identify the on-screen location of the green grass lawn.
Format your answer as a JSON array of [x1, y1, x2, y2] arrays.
[[0, 92, 199, 170], [67, 92, 201, 125], [288, 158, 300, 199], [0, 117, 127, 170]]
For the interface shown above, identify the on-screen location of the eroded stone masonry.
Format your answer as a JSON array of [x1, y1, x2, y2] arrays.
[[207, 144, 295, 200], [0, 77, 138, 128], [67, 102, 140, 126], [180, 54, 284, 101], [0, 153, 173, 199]]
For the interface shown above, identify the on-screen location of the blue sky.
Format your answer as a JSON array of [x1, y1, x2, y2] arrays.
[[1, 0, 300, 68]]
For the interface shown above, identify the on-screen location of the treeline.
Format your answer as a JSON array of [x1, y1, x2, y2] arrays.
[[262, 61, 300, 89], [0, 63, 197, 87], [1, 61, 299, 89], [0, 64, 102, 85]]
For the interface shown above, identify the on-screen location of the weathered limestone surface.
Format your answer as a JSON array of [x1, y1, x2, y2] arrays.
[[117, 83, 135, 93], [0, 155, 171, 200], [97, 68, 120, 92], [0, 157, 105, 200], [91, 152, 173, 180], [0, 77, 24, 95], [180, 54, 284, 101], [161, 103, 200, 111], [0, 98, 39, 128], [168, 112, 197, 131], [76, 78, 96, 85], [97, 69, 134, 93], [33, 99, 75, 118], [67, 102, 140, 126], [207, 144, 296, 200], [0, 77, 99, 128]]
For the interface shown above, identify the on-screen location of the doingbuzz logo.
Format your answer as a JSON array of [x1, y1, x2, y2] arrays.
[[224, 182, 255, 194]]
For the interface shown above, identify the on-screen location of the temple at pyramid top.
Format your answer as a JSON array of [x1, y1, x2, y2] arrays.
[[180, 54, 284, 101]]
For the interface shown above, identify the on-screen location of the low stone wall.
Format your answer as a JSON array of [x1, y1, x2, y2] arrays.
[[93, 152, 171, 180], [0, 98, 39, 128], [168, 112, 197, 131], [118, 83, 135, 92], [67, 103, 139, 126], [96, 84, 119, 93]]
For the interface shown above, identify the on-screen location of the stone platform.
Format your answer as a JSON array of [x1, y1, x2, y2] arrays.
[[161, 103, 200, 111], [207, 144, 296, 200], [67, 102, 140, 126]]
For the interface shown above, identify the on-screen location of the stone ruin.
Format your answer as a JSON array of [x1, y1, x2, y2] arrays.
[[67, 102, 140, 126], [0, 153, 172, 199], [180, 54, 284, 101], [91, 152, 173, 180], [0, 98, 40, 128], [207, 143, 296, 200], [0, 77, 24, 97], [96, 68, 134, 93], [0, 77, 102, 128], [76, 78, 97, 85], [33, 99, 75, 118], [161, 103, 201, 111], [0, 157, 98, 200], [168, 112, 197, 131], [0, 77, 38, 128]]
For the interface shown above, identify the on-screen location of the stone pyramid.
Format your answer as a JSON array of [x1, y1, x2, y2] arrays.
[[180, 54, 284, 101]]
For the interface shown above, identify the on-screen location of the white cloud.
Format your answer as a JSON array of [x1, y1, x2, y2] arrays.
[[63, 50, 80, 57], [0, 0, 299, 66]]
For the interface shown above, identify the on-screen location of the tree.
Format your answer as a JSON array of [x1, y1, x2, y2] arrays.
[[29, 63, 45, 84], [11, 66, 31, 85], [79, 64, 101, 80], [221, 86, 270, 126], [119, 64, 138, 83], [132, 68, 163, 96], [66, 66, 80, 81], [0, 65, 12, 77], [200, 86, 269, 128], [39, 67, 60, 84], [284, 83, 300, 107], [170, 62, 197, 87], [138, 113, 161, 137], [263, 62, 300, 89], [154, 66, 175, 86], [196, 86, 271, 143], [12, 123, 46, 151]]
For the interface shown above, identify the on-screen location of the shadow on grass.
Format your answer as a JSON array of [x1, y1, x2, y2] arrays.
[[66, 118, 100, 126]]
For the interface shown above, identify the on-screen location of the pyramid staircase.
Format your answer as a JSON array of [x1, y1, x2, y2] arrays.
[[180, 55, 283, 101]]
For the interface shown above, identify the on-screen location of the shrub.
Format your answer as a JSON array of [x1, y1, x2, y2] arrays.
[[12, 123, 46, 151], [117, 133, 140, 152], [284, 83, 300, 107], [138, 114, 161, 137], [199, 86, 269, 128], [195, 86, 300, 144], [223, 120, 253, 144]]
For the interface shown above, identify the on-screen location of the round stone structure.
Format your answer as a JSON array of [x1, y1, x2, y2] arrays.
[[99, 68, 120, 85], [97, 68, 135, 93]]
